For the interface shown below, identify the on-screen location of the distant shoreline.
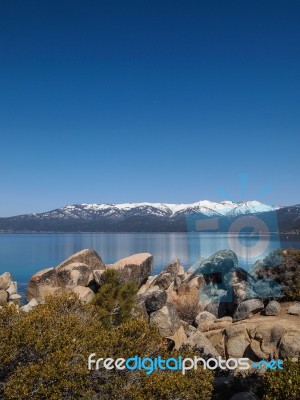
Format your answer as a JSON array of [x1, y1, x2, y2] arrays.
[[0, 231, 299, 239]]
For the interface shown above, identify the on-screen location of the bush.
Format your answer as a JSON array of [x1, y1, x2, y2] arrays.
[[171, 286, 202, 324], [93, 269, 138, 327], [263, 359, 300, 400], [0, 293, 214, 400], [254, 249, 300, 301]]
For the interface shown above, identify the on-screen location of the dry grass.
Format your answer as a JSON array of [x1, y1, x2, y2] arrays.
[[170, 285, 203, 325]]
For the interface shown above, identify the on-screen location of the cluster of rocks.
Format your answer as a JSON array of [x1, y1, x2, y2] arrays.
[[2, 248, 300, 367], [25, 249, 153, 307], [132, 250, 300, 365], [0, 272, 21, 306]]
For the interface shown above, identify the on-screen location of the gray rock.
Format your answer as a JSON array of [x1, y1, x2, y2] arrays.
[[195, 311, 217, 327], [279, 329, 300, 358], [72, 286, 95, 304], [143, 289, 167, 313], [0, 289, 8, 303], [6, 281, 17, 296], [233, 299, 264, 321], [224, 325, 250, 358], [265, 300, 281, 316], [205, 299, 227, 318], [287, 302, 300, 316], [21, 298, 39, 313], [150, 259, 180, 290], [150, 303, 181, 336], [194, 249, 238, 277], [253, 325, 284, 359], [107, 253, 153, 286], [182, 331, 220, 358], [0, 272, 12, 290]]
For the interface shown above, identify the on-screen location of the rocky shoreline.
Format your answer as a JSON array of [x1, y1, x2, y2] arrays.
[[0, 248, 299, 398]]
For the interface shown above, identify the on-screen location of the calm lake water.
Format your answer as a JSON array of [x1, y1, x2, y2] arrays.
[[0, 232, 299, 297]]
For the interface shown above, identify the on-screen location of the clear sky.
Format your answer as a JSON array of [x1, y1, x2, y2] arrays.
[[0, 0, 299, 216]]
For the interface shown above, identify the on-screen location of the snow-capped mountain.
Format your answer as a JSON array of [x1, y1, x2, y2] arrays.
[[0, 200, 287, 233], [29, 200, 279, 220]]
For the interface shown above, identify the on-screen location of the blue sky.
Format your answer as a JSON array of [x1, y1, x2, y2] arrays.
[[0, 0, 299, 216]]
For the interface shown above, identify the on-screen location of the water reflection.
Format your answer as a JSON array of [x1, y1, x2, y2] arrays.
[[0, 233, 299, 283]]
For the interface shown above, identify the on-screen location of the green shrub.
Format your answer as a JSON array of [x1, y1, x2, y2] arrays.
[[263, 359, 300, 400], [0, 293, 214, 400], [255, 249, 300, 301], [93, 269, 138, 327]]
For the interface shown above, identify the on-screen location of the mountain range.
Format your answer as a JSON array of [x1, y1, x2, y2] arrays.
[[0, 200, 299, 233]]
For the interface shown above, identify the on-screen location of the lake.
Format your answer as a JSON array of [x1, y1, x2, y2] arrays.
[[0, 232, 299, 297]]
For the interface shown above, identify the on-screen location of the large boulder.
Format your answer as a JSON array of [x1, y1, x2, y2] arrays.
[[139, 289, 167, 313], [182, 331, 220, 358], [252, 325, 284, 359], [224, 325, 250, 358], [233, 299, 264, 321], [27, 268, 60, 302], [57, 249, 105, 271], [0, 272, 12, 290], [27, 250, 105, 302], [195, 311, 216, 327], [107, 253, 153, 287], [190, 250, 239, 309], [150, 303, 181, 336], [150, 259, 180, 290], [265, 300, 281, 316], [27, 265, 91, 302], [287, 303, 300, 316], [193, 249, 238, 278]]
